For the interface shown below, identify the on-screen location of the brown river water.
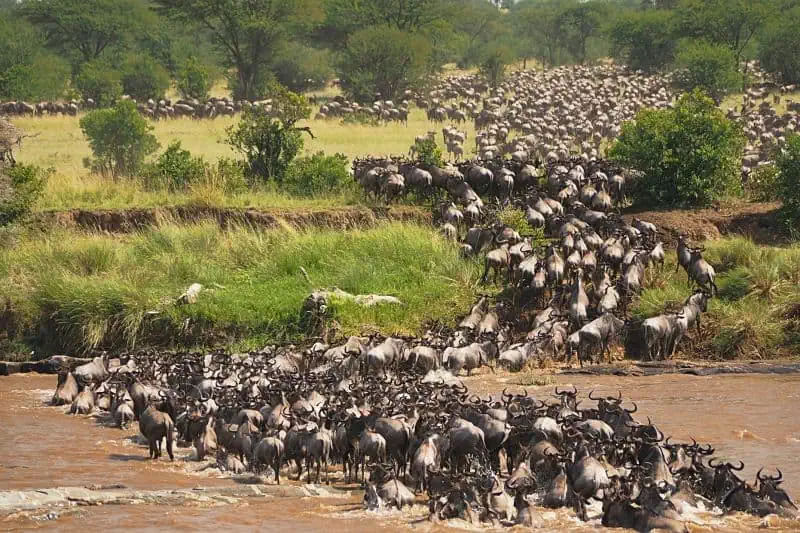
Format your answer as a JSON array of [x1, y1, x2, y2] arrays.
[[1, 372, 799, 532]]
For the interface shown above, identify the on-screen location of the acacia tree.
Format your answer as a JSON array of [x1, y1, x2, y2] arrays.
[[676, 0, 770, 68], [336, 26, 433, 102], [156, 0, 315, 101], [557, 2, 607, 64], [22, 0, 153, 64], [609, 9, 676, 72]]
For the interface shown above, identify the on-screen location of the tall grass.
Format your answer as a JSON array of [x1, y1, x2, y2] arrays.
[[0, 222, 481, 357], [634, 236, 800, 359]]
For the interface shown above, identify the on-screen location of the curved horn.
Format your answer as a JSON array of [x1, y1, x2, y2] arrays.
[[728, 461, 745, 471], [588, 389, 601, 401], [708, 457, 720, 469], [625, 401, 637, 414]]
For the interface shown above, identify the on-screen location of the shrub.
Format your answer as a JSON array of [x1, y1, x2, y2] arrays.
[[75, 61, 123, 108], [0, 164, 49, 226], [176, 56, 212, 100], [143, 141, 206, 191], [672, 40, 739, 102], [226, 88, 312, 184], [609, 9, 676, 72], [79, 100, 159, 178], [776, 134, 800, 233], [120, 54, 171, 102], [283, 152, 350, 197], [744, 164, 780, 202], [609, 90, 744, 208], [413, 138, 444, 167], [497, 206, 546, 243], [273, 43, 333, 93]]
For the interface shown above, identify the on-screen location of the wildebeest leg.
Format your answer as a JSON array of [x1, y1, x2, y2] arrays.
[[275, 457, 281, 484], [325, 457, 329, 485], [166, 435, 174, 461], [481, 262, 490, 284]]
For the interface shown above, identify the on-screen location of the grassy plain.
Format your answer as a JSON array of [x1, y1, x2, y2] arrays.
[[0, 222, 482, 358], [13, 106, 475, 212]]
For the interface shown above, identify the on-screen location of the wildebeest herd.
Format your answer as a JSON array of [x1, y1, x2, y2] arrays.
[[51, 345, 797, 529]]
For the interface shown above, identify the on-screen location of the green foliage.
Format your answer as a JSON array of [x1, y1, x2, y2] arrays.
[[22, 0, 154, 64], [759, 8, 800, 85], [75, 61, 123, 108], [79, 100, 160, 178], [143, 141, 206, 191], [673, 40, 739, 102], [496, 206, 546, 243], [0, 16, 71, 101], [156, 0, 312, 101], [176, 56, 212, 100], [414, 138, 444, 167], [0, 222, 479, 354], [283, 152, 350, 197], [479, 45, 513, 87], [337, 25, 433, 102], [120, 54, 171, 101], [609, 90, 744, 208], [744, 164, 780, 202], [609, 9, 676, 72], [556, 1, 608, 65], [226, 89, 312, 183], [0, 164, 49, 226], [776, 134, 800, 233], [273, 43, 333, 93]]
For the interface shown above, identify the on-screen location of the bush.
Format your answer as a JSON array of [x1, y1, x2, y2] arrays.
[[143, 141, 206, 191], [0, 164, 49, 226], [744, 164, 780, 202], [497, 206, 546, 242], [283, 152, 350, 197], [413, 138, 444, 167], [226, 88, 311, 184], [177, 56, 212, 100], [609, 90, 744, 208], [120, 54, 171, 102], [337, 25, 433, 102], [79, 100, 159, 178], [273, 43, 333, 93], [776, 134, 800, 233], [672, 40, 739, 102], [75, 61, 123, 108]]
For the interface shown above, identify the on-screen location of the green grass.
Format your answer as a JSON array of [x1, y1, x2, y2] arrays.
[[0, 222, 481, 358], [632, 236, 800, 360], [12, 106, 474, 212]]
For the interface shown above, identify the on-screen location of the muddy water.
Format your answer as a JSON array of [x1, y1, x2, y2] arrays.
[[2, 372, 800, 532]]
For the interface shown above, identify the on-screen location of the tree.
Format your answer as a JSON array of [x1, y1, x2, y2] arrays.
[[156, 0, 316, 101], [776, 134, 800, 232], [515, 1, 567, 67], [672, 40, 739, 102], [557, 2, 607, 64], [22, 0, 153, 64], [609, 9, 676, 72], [675, 0, 771, 67], [479, 45, 514, 87], [80, 100, 159, 178], [759, 8, 800, 85], [177, 57, 212, 100], [272, 43, 333, 93], [609, 90, 744, 208], [336, 26, 433, 102], [226, 86, 312, 183], [0, 16, 70, 101], [322, 0, 443, 44], [75, 61, 124, 108], [120, 54, 171, 101], [0, 164, 49, 227]]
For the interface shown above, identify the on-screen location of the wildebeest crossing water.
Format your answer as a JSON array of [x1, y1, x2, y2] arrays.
[[2, 366, 798, 531]]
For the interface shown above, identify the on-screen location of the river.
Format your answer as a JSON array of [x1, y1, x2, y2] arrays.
[[1, 372, 799, 532]]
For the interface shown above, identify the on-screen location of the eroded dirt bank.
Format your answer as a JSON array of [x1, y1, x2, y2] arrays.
[[35, 205, 431, 233]]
